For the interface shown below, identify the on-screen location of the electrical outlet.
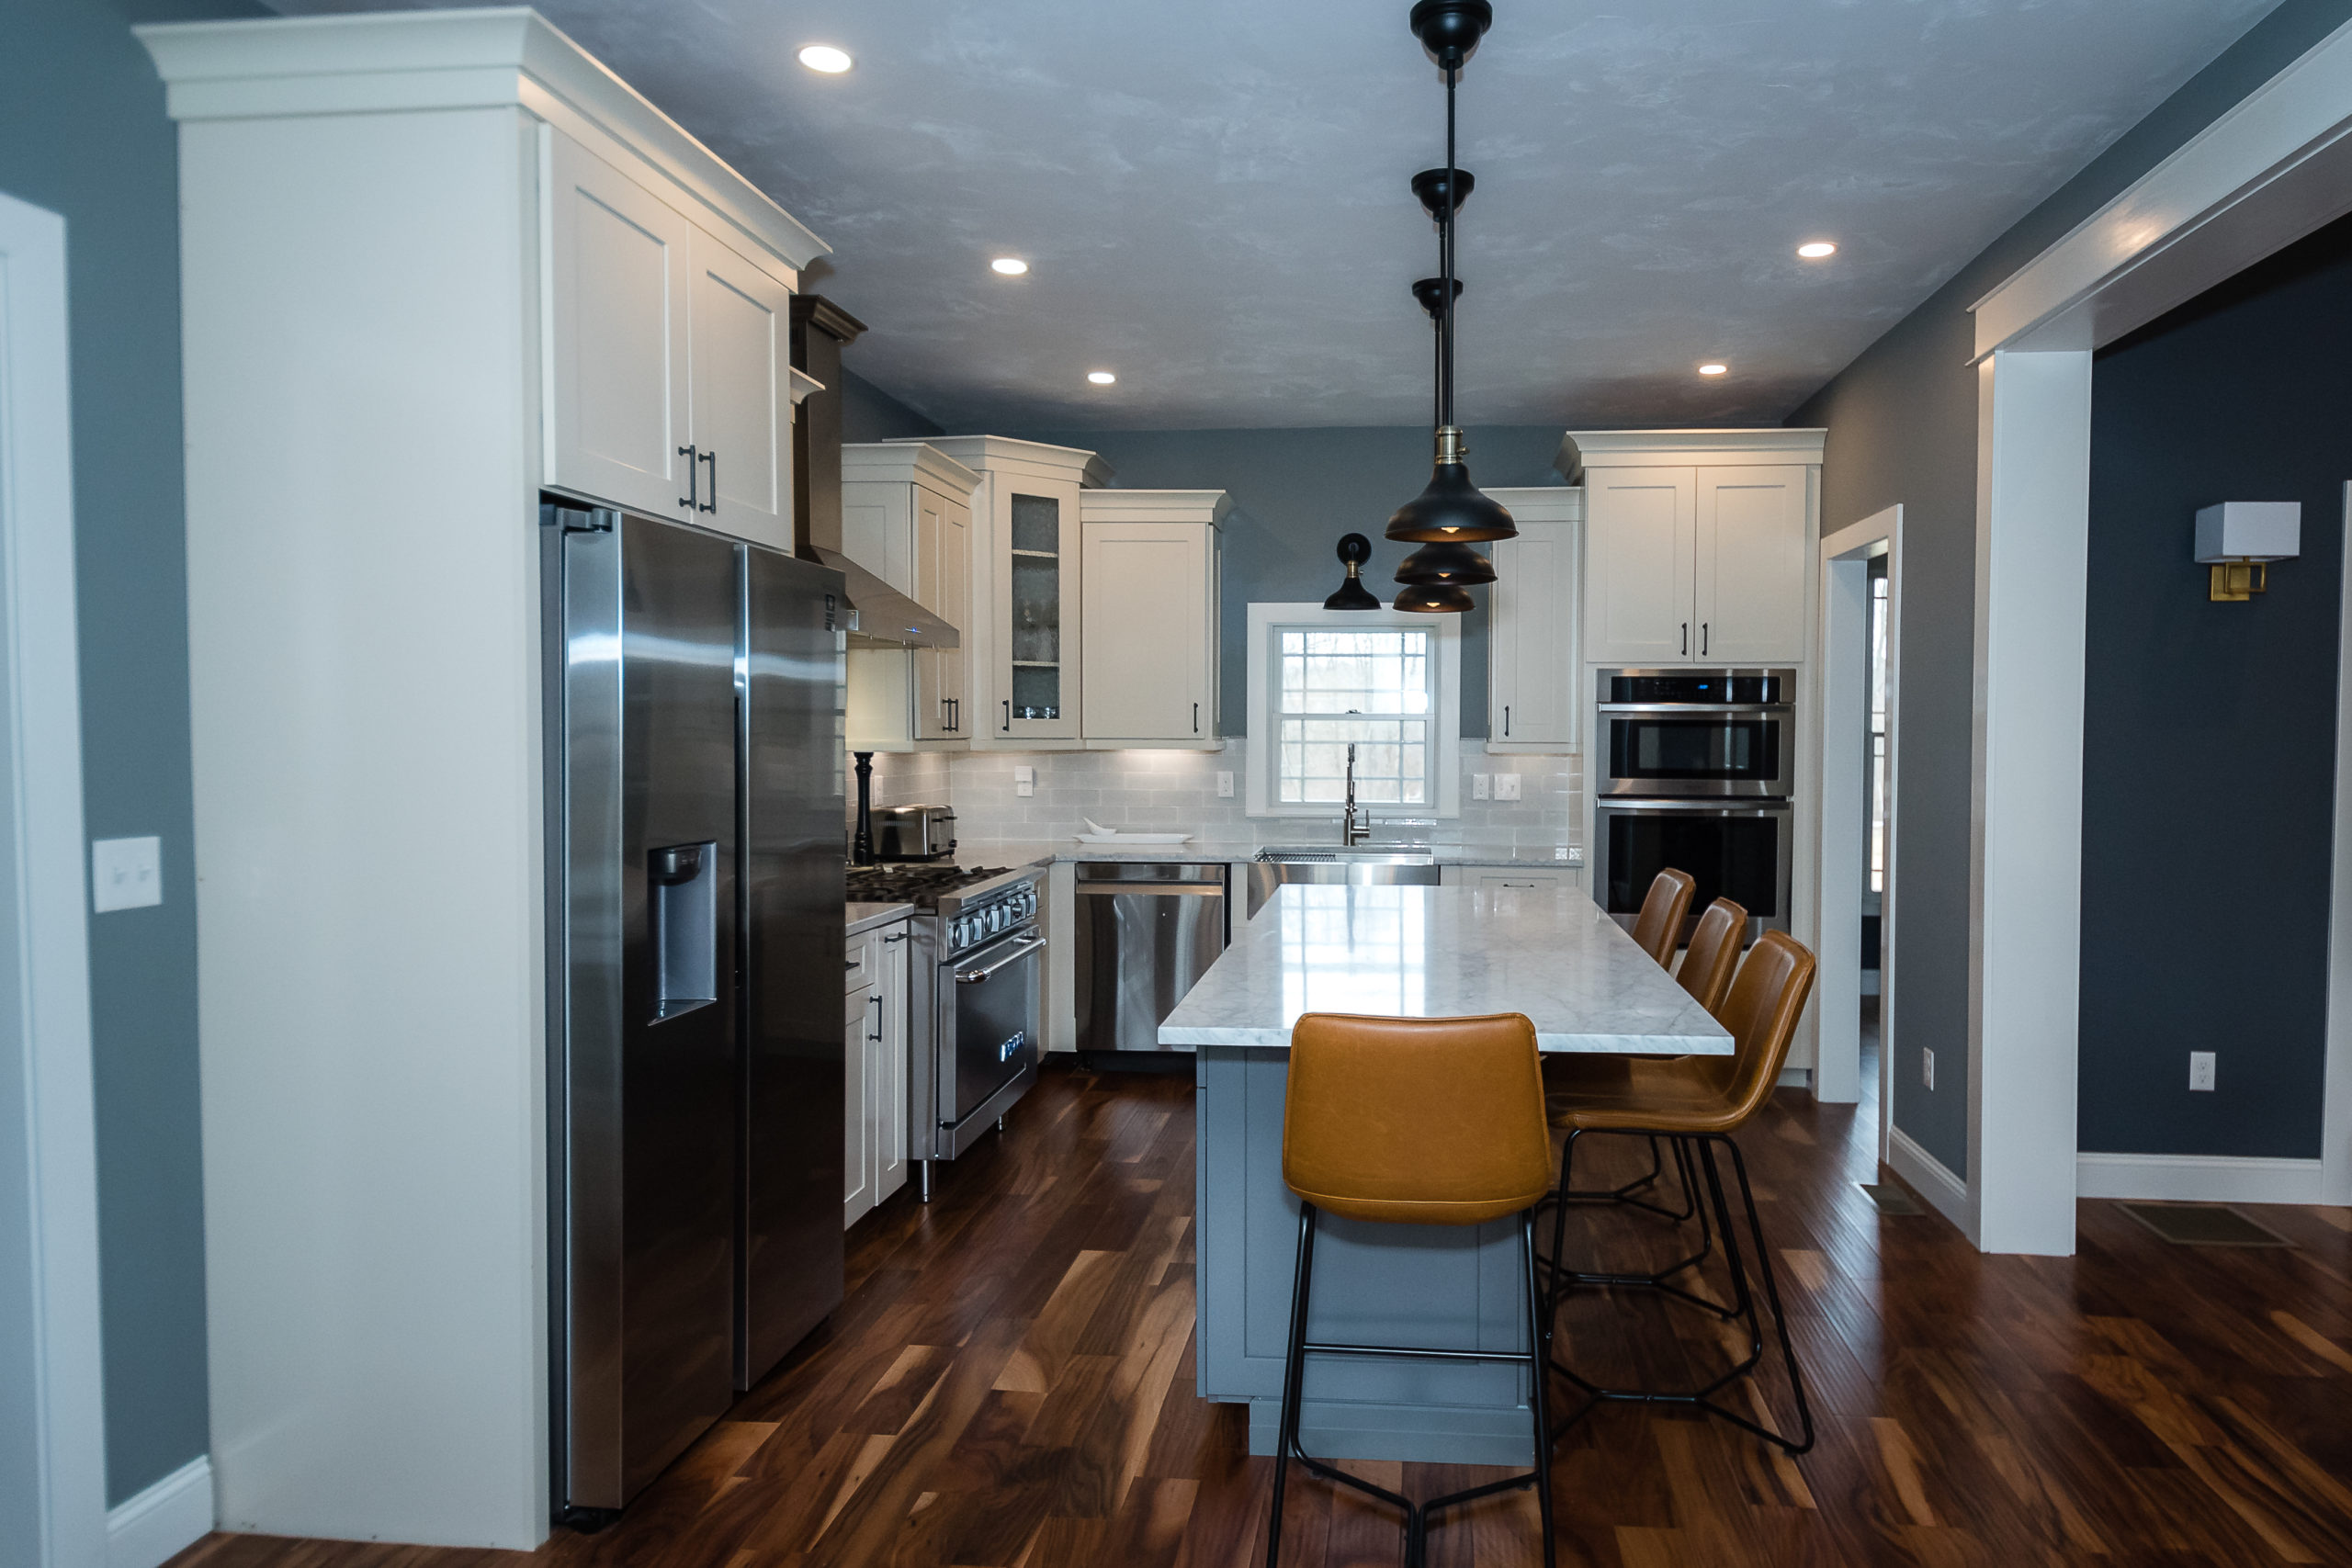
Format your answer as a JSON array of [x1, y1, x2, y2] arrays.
[[92, 836, 163, 912], [1554, 845, 1571, 862], [1472, 773, 1491, 800], [1495, 773, 1522, 801], [1922, 1047, 1936, 1091], [2189, 1051, 2216, 1091], [1216, 771, 1234, 798], [1013, 765, 1035, 798]]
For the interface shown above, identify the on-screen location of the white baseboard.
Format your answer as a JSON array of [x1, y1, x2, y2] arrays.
[[2077, 1152, 2327, 1205], [1776, 1067, 1811, 1089], [107, 1456, 212, 1568], [1887, 1126, 1977, 1240]]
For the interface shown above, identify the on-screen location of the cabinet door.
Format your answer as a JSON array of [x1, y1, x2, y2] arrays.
[[1487, 520, 1577, 746], [842, 480, 915, 600], [843, 975, 874, 1228], [1081, 522, 1210, 743], [996, 481, 1083, 742], [1584, 468, 1696, 665], [914, 490, 970, 740], [545, 134, 693, 519], [872, 927, 910, 1204], [687, 229, 794, 548], [1694, 466, 1809, 664]]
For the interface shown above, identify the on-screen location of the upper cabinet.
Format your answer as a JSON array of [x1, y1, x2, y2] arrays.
[[1080, 491, 1227, 749], [1483, 490, 1583, 750], [547, 135, 800, 548], [1569, 430, 1823, 667], [840, 443, 980, 750], [924, 437, 1113, 749]]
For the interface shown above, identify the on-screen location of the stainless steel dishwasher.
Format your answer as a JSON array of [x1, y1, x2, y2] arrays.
[[1074, 862, 1228, 1058]]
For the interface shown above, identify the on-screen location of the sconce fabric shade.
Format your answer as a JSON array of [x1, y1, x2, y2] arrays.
[[2194, 502, 2301, 563]]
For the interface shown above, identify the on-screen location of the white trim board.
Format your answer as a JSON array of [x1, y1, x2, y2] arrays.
[[1888, 1128, 1976, 1241], [106, 1459, 213, 1568], [0, 188, 108, 1568], [2076, 1155, 2328, 1206]]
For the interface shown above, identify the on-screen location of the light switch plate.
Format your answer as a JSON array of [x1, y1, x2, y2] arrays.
[[1013, 765, 1035, 798], [1216, 771, 1234, 798], [1472, 773, 1491, 800], [1922, 1047, 1936, 1090], [2189, 1051, 2216, 1091], [1495, 773, 1522, 801], [92, 836, 162, 912]]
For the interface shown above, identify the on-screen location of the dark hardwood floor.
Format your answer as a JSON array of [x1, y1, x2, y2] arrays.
[[175, 1020, 2352, 1567]]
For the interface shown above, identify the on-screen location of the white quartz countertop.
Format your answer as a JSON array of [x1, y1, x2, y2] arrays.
[[1159, 884, 1730, 1055], [846, 899, 915, 936], [957, 839, 1584, 870]]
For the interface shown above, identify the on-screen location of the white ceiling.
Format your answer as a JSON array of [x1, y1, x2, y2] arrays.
[[273, 0, 2277, 431]]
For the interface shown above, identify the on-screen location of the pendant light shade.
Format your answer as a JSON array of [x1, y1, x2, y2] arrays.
[[1385, 444, 1517, 543], [1394, 537, 1494, 588], [1323, 532, 1384, 611], [1393, 582, 1476, 615]]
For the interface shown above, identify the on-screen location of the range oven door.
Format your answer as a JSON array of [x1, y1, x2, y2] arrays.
[[939, 928, 1045, 1143], [1597, 705, 1792, 797], [1595, 798, 1792, 943]]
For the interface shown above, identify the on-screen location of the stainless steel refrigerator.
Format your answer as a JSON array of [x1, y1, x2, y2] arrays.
[[543, 503, 845, 1520]]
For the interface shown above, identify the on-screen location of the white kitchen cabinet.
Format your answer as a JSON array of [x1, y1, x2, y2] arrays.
[[547, 132, 803, 552], [842, 443, 980, 744], [1569, 431, 1823, 669], [1080, 491, 1228, 748], [1441, 865, 1585, 895], [141, 9, 828, 1544], [1482, 491, 1582, 750], [922, 436, 1114, 749], [843, 919, 910, 1229]]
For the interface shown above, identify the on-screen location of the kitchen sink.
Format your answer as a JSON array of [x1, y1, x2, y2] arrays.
[[1247, 846, 1442, 917]]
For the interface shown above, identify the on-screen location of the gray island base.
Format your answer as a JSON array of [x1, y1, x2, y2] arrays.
[[1161, 885, 1733, 1463]]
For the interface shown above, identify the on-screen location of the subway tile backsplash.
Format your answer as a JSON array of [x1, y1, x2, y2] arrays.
[[853, 740, 1580, 854]]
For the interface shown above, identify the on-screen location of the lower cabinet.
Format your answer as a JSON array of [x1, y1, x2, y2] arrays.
[[844, 919, 911, 1229], [1439, 865, 1586, 895]]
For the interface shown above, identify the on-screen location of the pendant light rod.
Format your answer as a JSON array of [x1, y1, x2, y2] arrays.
[[1442, 64, 1457, 431]]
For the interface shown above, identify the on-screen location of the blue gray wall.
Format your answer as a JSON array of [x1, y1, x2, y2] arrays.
[[0, 0, 262, 1506], [2079, 212, 2352, 1160], [1788, 0, 2352, 1178], [840, 366, 944, 446], [1014, 424, 1574, 737]]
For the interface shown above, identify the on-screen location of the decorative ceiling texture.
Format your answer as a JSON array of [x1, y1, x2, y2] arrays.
[[271, 0, 2277, 431]]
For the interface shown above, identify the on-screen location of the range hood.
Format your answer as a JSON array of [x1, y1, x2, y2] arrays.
[[791, 294, 959, 650]]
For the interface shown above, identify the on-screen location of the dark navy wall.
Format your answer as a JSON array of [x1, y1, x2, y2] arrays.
[[1014, 424, 1573, 737], [2080, 213, 2352, 1160], [1788, 0, 2352, 1178], [0, 0, 262, 1506], [840, 366, 944, 445]]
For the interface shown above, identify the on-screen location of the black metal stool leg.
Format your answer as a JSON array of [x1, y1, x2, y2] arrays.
[[1264, 1201, 1317, 1568], [1521, 1211, 1558, 1568], [1713, 1136, 1816, 1455]]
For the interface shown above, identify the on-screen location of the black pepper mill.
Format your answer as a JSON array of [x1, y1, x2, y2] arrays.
[[851, 750, 876, 866]]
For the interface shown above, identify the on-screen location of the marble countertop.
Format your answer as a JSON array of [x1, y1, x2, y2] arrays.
[[956, 839, 1584, 870], [846, 900, 916, 937], [1159, 884, 1730, 1055]]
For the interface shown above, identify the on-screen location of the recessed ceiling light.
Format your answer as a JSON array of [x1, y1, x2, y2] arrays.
[[989, 257, 1029, 276], [1087, 371, 1116, 385], [1797, 241, 1838, 259], [797, 44, 852, 73], [1698, 363, 1728, 376]]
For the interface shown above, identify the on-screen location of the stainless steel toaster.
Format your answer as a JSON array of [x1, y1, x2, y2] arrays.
[[873, 804, 957, 861]]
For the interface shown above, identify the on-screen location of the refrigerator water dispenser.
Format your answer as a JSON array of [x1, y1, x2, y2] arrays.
[[649, 841, 718, 1021]]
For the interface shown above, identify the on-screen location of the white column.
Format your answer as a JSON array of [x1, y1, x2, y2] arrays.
[[1968, 349, 2092, 1256]]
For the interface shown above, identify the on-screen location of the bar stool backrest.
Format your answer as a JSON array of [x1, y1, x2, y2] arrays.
[[1677, 897, 1748, 1016], [1694, 931, 1816, 1128], [1282, 1012, 1551, 1226], [1630, 868, 1697, 966]]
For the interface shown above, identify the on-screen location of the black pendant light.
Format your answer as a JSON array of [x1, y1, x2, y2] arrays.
[[1385, 0, 1513, 614], [1324, 533, 1384, 610]]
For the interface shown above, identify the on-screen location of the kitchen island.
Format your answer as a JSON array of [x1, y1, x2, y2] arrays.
[[1163, 883, 1731, 1465]]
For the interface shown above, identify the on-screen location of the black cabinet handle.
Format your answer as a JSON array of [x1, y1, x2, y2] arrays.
[[866, 992, 882, 1043], [678, 444, 698, 510], [1680, 622, 1689, 657], [1504, 705, 1511, 738], [1701, 622, 1709, 656], [1193, 702, 1200, 734], [1002, 700, 1011, 732], [699, 450, 717, 513]]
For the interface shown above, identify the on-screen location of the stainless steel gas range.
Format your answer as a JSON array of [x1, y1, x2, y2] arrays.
[[845, 862, 1046, 1201]]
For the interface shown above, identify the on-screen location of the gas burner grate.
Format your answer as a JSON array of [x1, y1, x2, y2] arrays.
[[845, 864, 1011, 908]]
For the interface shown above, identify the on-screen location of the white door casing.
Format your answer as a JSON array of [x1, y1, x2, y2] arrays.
[[0, 187, 109, 1568]]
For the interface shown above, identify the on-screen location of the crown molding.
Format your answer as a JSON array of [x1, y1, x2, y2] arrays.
[[1557, 427, 1826, 475], [910, 435, 1114, 489], [1079, 490, 1231, 527], [842, 441, 981, 496], [135, 7, 827, 275]]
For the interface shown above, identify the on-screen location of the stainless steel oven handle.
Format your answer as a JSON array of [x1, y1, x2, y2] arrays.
[[1596, 703, 1792, 716], [955, 933, 1046, 983]]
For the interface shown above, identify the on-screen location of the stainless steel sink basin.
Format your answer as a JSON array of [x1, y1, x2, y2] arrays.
[[1247, 847, 1442, 917]]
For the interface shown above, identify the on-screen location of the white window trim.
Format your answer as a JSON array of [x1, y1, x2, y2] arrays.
[[1244, 602, 1462, 820]]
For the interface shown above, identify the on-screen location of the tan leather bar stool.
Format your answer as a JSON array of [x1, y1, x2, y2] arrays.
[[1267, 1012, 1557, 1568], [1545, 895, 1748, 1218], [1628, 866, 1697, 965], [1543, 931, 1819, 1454]]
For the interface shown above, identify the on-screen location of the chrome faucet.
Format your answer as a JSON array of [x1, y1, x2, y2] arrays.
[[1340, 743, 1372, 846]]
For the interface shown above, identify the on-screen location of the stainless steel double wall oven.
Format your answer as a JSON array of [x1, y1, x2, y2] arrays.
[[1592, 668, 1795, 942]]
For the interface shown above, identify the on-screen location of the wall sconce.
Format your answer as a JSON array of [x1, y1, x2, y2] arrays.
[[2195, 502, 2300, 602], [1323, 533, 1382, 611]]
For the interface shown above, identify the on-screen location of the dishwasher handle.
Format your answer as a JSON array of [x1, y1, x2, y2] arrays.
[[1074, 881, 1225, 897]]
